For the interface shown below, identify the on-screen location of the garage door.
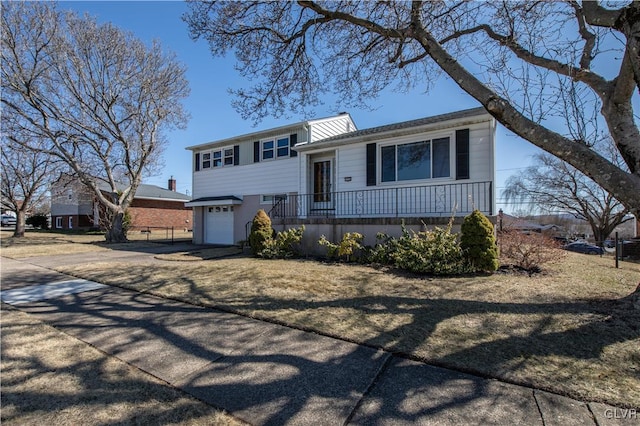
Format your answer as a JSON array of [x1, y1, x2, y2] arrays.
[[205, 206, 234, 245]]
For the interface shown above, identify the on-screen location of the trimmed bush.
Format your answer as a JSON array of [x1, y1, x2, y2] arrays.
[[460, 210, 499, 272], [390, 225, 470, 275], [259, 225, 305, 259], [318, 232, 364, 262], [249, 209, 273, 255]]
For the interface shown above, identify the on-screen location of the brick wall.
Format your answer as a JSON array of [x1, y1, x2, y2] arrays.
[[128, 199, 192, 230], [52, 214, 94, 230]]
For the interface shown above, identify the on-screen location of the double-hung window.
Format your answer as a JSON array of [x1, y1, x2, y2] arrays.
[[381, 137, 450, 182], [201, 146, 235, 169], [262, 136, 289, 160], [202, 152, 212, 169]]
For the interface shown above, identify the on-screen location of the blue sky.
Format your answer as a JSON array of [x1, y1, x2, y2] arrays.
[[61, 1, 544, 213]]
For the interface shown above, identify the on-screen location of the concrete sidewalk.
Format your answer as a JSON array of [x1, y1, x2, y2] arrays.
[[0, 256, 631, 425]]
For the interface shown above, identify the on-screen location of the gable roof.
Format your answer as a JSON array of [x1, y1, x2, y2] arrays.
[[185, 112, 356, 151], [97, 182, 191, 202], [294, 107, 491, 151]]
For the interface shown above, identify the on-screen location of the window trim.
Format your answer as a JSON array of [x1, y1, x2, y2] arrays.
[[56, 217, 62, 229], [378, 132, 453, 184], [261, 134, 290, 161], [200, 146, 235, 170]]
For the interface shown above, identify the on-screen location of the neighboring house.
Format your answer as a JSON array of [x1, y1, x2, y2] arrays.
[[498, 212, 564, 238], [50, 177, 192, 231], [186, 107, 496, 246]]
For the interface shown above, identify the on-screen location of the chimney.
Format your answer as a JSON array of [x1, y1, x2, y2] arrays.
[[168, 176, 176, 191]]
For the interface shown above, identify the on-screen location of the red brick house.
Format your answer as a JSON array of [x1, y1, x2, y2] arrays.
[[50, 177, 192, 231]]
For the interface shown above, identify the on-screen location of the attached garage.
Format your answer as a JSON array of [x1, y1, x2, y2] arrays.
[[184, 196, 242, 245], [205, 205, 235, 244]]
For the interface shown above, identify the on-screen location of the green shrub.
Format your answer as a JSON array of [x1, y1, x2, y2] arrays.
[[460, 210, 499, 272], [26, 214, 49, 229], [318, 232, 364, 262], [249, 209, 273, 255], [390, 225, 470, 275], [365, 232, 398, 265], [259, 226, 305, 259]]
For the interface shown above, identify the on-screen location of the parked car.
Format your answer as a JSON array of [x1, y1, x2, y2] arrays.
[[563, 242, 605, 255], [1, 215, 16, 227]]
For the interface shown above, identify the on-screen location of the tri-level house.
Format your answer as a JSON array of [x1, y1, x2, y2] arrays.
[[186, 107, 496, 247]]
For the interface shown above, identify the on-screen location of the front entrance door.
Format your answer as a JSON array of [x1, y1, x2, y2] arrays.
[[312, 159, 333, 213]]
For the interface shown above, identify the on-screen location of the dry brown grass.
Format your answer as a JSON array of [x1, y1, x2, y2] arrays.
[[55, 251, 640, 409], [0, 230, 168, 258], [0, 304, 243, 425]]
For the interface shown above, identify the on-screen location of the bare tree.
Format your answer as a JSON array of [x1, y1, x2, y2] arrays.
[[503, 151, 631, 246], [184, 1, 640, 216], [1, 129, 56, 237], [2, 2, 189, 242]]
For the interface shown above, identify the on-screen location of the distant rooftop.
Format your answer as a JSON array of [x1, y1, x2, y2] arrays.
[[98, 182, 191, 201]]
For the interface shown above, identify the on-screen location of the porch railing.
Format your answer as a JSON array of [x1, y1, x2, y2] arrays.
[[269, 181, 492, 219]]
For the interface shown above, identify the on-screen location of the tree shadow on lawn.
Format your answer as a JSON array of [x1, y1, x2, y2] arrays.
[[5, 290, 532, 425], [8, 276, 639, 424], [194, 281, 640, 408], [0, 305, 235, 426]]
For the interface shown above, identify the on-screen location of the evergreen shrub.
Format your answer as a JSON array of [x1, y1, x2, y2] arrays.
[[460, 210, 499, 272], [249, 209, 273, 255], [259, 225, 305, 259]]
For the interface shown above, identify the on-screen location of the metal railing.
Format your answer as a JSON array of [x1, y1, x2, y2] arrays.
[[269, 181, 493, 219]]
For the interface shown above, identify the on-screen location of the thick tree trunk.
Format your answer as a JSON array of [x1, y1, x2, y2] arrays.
[[104, 211, 128, 243]]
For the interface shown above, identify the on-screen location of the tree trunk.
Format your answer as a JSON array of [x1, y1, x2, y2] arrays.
[[12, 211, 26, 238], [104, 211, 128, 243]]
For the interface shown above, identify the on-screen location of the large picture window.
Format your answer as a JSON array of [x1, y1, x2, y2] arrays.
[[381, 137, 450, 182]]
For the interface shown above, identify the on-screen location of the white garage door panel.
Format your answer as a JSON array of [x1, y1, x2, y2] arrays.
[[205, 206, 234, 244]]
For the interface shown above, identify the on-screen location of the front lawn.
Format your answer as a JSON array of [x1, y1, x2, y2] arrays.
[[53, 250, 640, 409]]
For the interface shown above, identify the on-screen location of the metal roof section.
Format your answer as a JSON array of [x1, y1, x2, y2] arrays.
[[294, 107, 491, 152], [185, 112, 356, 151]]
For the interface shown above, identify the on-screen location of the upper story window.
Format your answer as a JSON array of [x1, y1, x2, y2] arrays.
[[200, 146, 235, 170], [262, 136, 289, 160], [381, 136, 451, 183]]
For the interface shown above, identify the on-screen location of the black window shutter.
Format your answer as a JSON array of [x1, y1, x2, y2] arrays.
[[289, 133, 298, 157], [456, 129, 470, 180], [195, 153, 200, 172], [253, 141, 260, 163], [366, 143, 377, 186], [233, 145, 240, 166]]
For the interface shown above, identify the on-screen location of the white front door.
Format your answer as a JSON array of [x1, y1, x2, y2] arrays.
[[205, 206, 234, 244]]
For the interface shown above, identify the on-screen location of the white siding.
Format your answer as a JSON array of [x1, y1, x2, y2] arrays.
[[193, 158, 299, 198], [309, 116, 355, 142], [313, 120, 495, 217]]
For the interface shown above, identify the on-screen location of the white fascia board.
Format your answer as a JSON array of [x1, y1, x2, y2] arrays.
[[184, 198, 243, 208], [135, 196, 191, 202]]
